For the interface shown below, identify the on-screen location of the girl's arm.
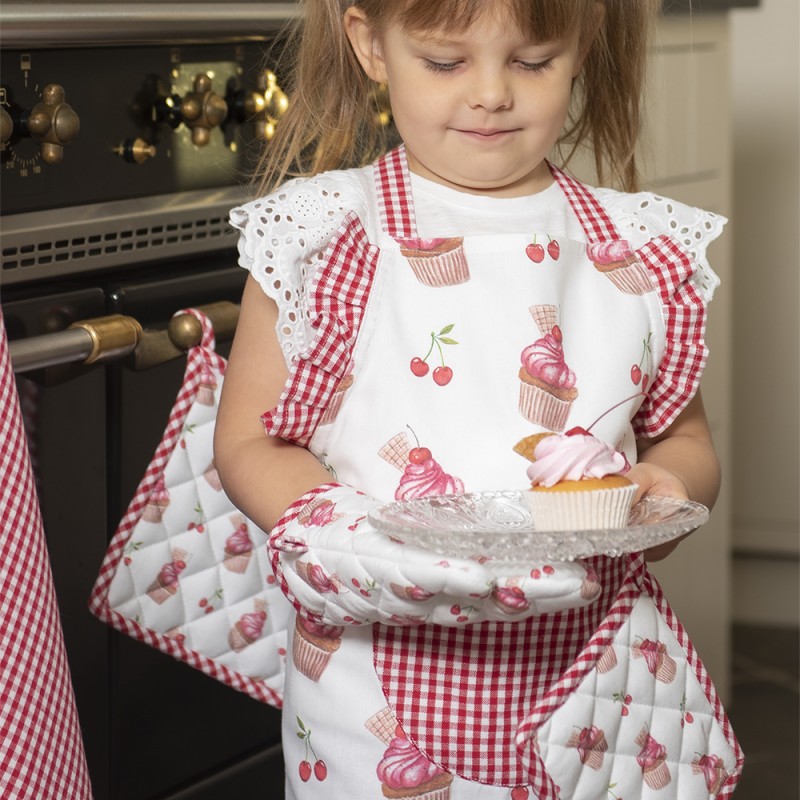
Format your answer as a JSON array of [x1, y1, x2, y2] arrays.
[[214, 275, 331, 531], [629, 390, 721, 560]]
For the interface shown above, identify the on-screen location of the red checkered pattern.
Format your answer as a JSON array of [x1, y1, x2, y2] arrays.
[[261, 215, 379, 447], [375, 146, 417, 239], [372, 555, 629, 786], [632, 236, 707, 437], [89, 310, 282, 708], [643, 571, 745, 798], [550, 166, 708, 439], [0, 310, 93, 799]]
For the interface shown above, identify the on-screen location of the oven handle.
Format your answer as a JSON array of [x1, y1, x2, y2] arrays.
[[9, 301, 239, 374]]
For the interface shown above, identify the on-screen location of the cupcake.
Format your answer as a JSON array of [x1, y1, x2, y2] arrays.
[[398, 237, 469, 288], [146, 548, 188, 604], [376, 734, 453, 799], [587, 240, 654, 295], [196, 361, 218, 406], [692, 754, 729, 795], [567, 725, 608, 771], [319, 373, 355, 426], [596, 645, 618, 674], [143, 476, 170, 523], [298, 496, 342, 527], [632, 638, 677, 684], [229, 599, 267, 653], [292, 615, 344, 682], [518, 325, 578, 432], [223, 520, 254, 574], [491, 584, 530, 614], [636, 729, 672, 790], [514, 429, 637, 531], [203, 460, 223, 491]]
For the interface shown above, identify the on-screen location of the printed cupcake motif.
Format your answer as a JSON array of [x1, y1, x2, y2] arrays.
[[203, 459, 223, 491], [143, 475, 170, 523], [398, 237, 470, 287], [319, 369, 354, 426], [587, 239, 654, 295], [293, 615, 344, 682], [635, 728, 671, 790], [692, 754, 729, 796], [491, 583, 530, 615], [518, 305, 578, 432], [567, 725, 608, 771], [632, 637, 677, 683], [197, 361, 218, 406], [223, 514, 254, 574], [379, 430, 465, 501], [298, 496, 343, 527], [228, 598, 268, 653], [376, 731, 454, 799], [146, 547, 188, 604]]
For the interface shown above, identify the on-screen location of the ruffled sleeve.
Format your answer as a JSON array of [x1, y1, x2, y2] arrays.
[[229, 172, 366, 366]]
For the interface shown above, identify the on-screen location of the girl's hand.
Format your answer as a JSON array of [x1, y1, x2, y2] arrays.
[[626, 461, 691, 562]]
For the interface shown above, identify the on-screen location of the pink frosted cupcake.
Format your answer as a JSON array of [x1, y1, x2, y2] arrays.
[[229, 599, 267, 653], [516, 429, 637, 531], [491, 584, 530, 614], [567, 725, 608, 771], [319, 373, 355, 425], [376, 734, 453, 799], [692, 754, 729, 795], [196, 361, 218, 406], [518, 325, 578, 432], [146, 548, 188, 604], [632, 638, 677, 684], [399, 237, 469, 287], [379, 432, 464, 501], [223, 521, 254, 574], [636, 730, 672, 790], [587, 240, 654, 295], [143, 476, 170, 523], [292, 616, 343, 682]]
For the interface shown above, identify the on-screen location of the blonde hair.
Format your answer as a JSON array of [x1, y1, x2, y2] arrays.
[[255, 0, 659, 194]]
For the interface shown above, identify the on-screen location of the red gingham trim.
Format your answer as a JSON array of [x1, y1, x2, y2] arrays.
[[261, 214, 379, 447], [643, 571, 745, 797], [549, 164, 619, 243], [632, 235, 708, 437], [1, 312, 93, 799], [373, 555, 628, 787], [267, 483, 343, 622], [88, 315, 282, 709], [374, 146, 417, 239]]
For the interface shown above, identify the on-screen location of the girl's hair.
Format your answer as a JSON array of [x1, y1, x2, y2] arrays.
[[255, 0, 660, 194]]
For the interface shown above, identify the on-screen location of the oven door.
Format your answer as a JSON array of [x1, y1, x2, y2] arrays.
[[4, 262, 285, 800]]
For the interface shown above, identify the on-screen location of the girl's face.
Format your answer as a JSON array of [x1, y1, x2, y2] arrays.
[[346, 6, 585, 197]]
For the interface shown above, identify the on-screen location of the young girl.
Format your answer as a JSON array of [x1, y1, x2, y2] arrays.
[[216, 0, 742, 797]]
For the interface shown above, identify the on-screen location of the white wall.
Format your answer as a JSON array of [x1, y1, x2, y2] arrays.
[[729, 0, 800, 626]]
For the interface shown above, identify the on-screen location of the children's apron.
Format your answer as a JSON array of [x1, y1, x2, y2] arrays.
[[273, 147, 742, 798]]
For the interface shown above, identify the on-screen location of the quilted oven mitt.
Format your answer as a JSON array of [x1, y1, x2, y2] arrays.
[[89, 309, 288, 708], [268, 483, 605, 627]]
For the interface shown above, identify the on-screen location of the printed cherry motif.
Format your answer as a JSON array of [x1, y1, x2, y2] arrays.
[[630, 333, 653, 389], [511, 787, 530, 800], [612, 691, 633, 716], [547, 238, 561, 260], [525, 242, 545, 263], [410, 324, 458, 386], [296, 717, 327, 783]]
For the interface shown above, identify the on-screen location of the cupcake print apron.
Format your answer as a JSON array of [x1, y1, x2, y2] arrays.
[[265, 147, 742, 798]]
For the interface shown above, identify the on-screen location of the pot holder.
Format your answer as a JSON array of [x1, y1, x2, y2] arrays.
[[89, 308, 289, 708]]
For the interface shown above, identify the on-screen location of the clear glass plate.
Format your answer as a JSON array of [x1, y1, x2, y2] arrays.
[[368, 491, 709, 562]]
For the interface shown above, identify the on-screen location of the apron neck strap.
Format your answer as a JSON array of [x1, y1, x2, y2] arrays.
[[374, 146, 418, 239], [548, 163, 621, 243]]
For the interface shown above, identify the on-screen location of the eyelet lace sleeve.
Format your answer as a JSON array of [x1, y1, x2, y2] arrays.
[[601, 190, 727, 303], [230, 173, 365, 365]]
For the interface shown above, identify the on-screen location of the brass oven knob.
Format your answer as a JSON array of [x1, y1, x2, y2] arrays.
[[180, 73, 228, 146], [26, 84, 80, 164], [114, 137, 157, 164], [0, 105, 13, 144], [230, 70, 288, 141]]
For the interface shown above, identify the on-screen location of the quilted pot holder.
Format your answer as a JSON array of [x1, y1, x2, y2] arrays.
[[89, 308, 288, 708]]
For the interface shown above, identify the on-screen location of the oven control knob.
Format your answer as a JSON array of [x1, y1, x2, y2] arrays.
[[114, 137, 157, 164], [0, 105, 13, 144], [230, 70, 288, 141], [180, 73, 228, 146], [25, 84, 80, 164]]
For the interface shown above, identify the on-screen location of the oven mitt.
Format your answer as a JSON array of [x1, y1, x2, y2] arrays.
[[269, 483, 605, 626], [88, 309, 289, 708]]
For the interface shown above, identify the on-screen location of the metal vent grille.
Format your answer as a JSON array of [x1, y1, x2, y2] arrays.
[[1, 189, 244, 285]]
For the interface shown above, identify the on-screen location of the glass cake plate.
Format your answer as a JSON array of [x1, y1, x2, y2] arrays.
[[368, 491, 709, 562]]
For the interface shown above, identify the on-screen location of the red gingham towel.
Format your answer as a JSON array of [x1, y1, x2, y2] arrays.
[[0, 310, 93, 799]]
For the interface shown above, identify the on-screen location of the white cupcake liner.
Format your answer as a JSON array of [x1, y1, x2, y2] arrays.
[[643, 760, 672, 790], [602, 261, 654, 295], [526, 483, 637, 531], [406, 248, 470, 287], [292, 631, 337, 682], [518, 380, 573, 432], [319, 385, 349, 426]]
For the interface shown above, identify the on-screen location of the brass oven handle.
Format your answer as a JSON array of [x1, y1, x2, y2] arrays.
[[9, 301, 239, 374]]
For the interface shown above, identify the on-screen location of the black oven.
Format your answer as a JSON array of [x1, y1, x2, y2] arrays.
[[1, 4, 296, 798]]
